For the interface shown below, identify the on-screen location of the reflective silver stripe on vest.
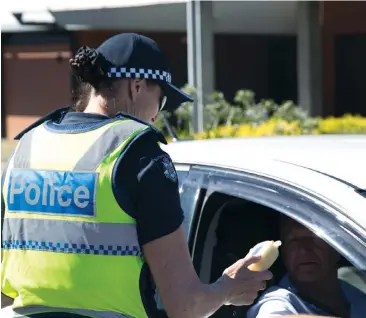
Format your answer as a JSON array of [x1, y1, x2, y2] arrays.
[[13, 305, 134, 318], [2, 218, 141, 256], [13, 130, 35, 169], [11, 119, 149, 172], [73, 120, 148, 171]]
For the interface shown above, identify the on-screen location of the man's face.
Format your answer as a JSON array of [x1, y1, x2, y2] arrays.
[[280, 217, 339, 283]]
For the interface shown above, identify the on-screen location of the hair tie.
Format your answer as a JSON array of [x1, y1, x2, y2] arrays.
[[75, 46, 109, 78]]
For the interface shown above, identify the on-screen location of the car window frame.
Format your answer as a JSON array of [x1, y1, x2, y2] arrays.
[[185, 165, 366, 272], [175, 164, 190, 188], [154, 164, 202, 311], [174, 164, 204, 247]]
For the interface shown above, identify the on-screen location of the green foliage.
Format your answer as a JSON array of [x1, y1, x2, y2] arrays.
[[155, 86, 366, 140]]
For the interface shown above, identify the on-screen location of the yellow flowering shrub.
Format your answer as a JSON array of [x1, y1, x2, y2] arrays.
[[190, 115, 366, 140], [317, 115, 366, 134], [156, 87, 366, 141]]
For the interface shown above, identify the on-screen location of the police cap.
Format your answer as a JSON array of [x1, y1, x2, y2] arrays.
[[77, 33, 194, 111]]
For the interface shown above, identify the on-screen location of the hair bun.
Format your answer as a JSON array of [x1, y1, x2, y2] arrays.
[[69, 46, 107, 87]]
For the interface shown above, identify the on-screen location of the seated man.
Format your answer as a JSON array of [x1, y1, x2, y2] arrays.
[[247, 215, 366, 318]]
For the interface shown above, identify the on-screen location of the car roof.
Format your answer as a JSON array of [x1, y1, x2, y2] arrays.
[[162, 135, 366, 231], [162, 134, 366, 189]]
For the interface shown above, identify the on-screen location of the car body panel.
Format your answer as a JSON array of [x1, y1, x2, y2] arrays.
[[163, 135, 366, 187], [157, 136, 366, 313], [163, 135, 366, 231]]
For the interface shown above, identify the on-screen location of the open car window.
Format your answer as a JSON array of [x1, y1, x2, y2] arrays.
[[184, 165, 366, 318]]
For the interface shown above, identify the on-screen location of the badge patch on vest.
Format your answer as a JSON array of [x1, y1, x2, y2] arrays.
[[160, 155, 177, 183], [7, 169, 97, 217]]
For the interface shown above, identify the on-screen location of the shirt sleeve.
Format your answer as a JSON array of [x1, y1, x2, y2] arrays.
[[246, 299, 298, 318], [113, 132, 184, 246]]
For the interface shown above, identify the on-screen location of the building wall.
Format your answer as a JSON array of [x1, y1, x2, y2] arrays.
[[73, 1, 366, 116], [2, 32, 72, 139], [3, 41, 71, 139], [75, 30, 296, 102], [2, 1, 365, 139], [322, 1, 366, 116], [0, 30, 298, 139]]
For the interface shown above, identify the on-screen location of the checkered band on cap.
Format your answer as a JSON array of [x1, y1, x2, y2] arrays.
[[108, 67, 172, 83]]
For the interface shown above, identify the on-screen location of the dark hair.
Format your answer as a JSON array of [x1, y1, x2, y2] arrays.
[[69, 46, 114, 111], [69, 46, 159, 112]]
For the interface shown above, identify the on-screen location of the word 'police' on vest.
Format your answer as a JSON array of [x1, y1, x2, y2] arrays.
[[7, 169, 97, 216], [10, 177, 89, 208]]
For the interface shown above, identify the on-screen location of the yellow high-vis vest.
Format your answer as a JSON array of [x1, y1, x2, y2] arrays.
[[1, 117, 161, 318]]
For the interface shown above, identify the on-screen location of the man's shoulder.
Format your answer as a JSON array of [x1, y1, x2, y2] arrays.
[[257, 274, 296, 300], [257, 284, 294, 303], [341, 280, 366, 313], [246, 285, 299, 318]]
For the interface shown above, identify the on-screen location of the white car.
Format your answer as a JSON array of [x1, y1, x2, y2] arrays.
[[161, 134, 366, 318]]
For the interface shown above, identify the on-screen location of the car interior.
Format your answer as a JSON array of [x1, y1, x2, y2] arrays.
[[192, 193, 366, 318]]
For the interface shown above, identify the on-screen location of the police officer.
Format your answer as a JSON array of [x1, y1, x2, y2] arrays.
[[1, 33, 272, 318]]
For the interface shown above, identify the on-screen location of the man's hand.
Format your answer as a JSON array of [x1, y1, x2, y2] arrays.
[[221, 254, 273, 306]]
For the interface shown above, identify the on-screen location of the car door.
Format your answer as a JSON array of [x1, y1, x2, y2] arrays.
[[181, 165, 366, 317]]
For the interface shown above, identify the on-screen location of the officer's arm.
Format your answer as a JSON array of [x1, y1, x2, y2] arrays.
[[134, 152, 228, 318], [143, 226, 228, 318]]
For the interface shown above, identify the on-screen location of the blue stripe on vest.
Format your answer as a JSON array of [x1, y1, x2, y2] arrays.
[[2, 239, 141, 256], [7, 169, 97, 217]]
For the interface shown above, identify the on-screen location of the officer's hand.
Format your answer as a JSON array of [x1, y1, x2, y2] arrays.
[[221, 255, 272, 306]]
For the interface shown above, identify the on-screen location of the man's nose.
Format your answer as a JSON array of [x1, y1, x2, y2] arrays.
[[298, 246, 308, 255], [297, 243, 313, 254]]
